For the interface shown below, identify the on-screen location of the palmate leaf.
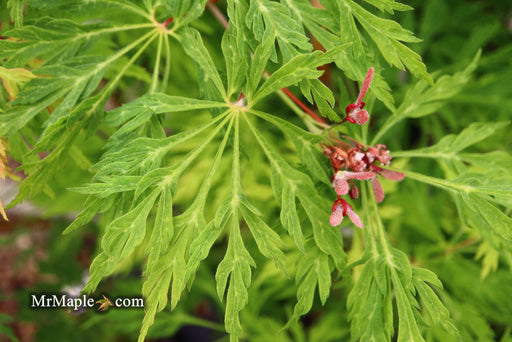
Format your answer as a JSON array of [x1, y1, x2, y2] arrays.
[[227, 0, 347, 120], [86, 108, 285, 341], [3, 29, 159, 208], [347, 260, 393, 342], [213, 114, 256, 340], [288, 241, 332, 325], [140, 115, 236, 342], [393, 121, 509, 159], [347, 183, 459, 341], [338, 0, 430, 83], [247, 110, 345, 261], [216, 213, 256, 339], [246, 0, 312, 62], [0, 18, 153, 67], [1, 56, 106, 137], [400, 169, 512, 246], [79, 115, 235, 302], [244, 111, 349, 327], [251, 45, 348, 104], [285, 0, 395, 110], [62, 94, 225, 224]]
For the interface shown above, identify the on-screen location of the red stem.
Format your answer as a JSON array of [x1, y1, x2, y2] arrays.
[[281, 87, 326, 124], [206, 1, 229, 30]]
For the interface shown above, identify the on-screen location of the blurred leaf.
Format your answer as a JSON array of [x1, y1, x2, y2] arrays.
[[7, 0, 24, 28], [373, 51, 480, 144], [393, 121, 508, 159]]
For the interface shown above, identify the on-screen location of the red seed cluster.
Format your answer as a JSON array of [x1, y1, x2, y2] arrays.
[[324, 144, 391, 173], [318, 67, 405, 229], [323, 142, 404, 228]]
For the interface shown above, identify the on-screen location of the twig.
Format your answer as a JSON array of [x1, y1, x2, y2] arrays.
[[206, 2, 229, 30], [280, 87, 326, 124]]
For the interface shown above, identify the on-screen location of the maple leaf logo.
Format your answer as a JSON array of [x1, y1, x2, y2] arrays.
[[96, 295, 114, 311]]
